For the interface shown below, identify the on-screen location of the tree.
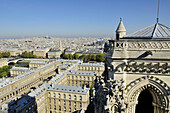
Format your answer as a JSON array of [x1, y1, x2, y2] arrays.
[[91, 54, 96, 61], [49, 48, 53, 51], [96, 53, 105, 62], [68, 54, 73, 60], [0, 71, 7, 78], [73, 53, 79, 59], [0, 53, 2, 58], [0, 65, 12, 78], [83, 55, 90, 63], [60, 52, 64, 58], [90, 81, 95, 97], [20, 51, 37, 58], [63, 54, 69, 59], [0, 52, 10, 58]]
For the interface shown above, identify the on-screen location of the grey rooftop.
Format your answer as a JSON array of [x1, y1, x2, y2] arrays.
[[7, 95, 35, 113], [124, 23, 170, 39], [78, 62, 104, 67], [29, 83, 89, 98], [29, 61, 47, 64], [10, 67, 29, 71], [45, 83, 89, 95], [67, 70, 97, 76]]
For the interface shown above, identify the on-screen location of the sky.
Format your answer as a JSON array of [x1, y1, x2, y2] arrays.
[[0, 0, 169, 38]]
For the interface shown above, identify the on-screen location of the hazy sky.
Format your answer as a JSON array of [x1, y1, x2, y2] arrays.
[[0, 0, 169, 38]]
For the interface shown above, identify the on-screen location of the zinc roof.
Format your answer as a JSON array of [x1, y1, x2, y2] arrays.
[[124, 23, 170, 39]]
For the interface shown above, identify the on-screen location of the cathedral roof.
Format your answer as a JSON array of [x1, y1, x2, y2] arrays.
[[116, 18, 126, 32], [124, 23, 170, 39]]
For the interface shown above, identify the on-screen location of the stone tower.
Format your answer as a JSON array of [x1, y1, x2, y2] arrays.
[[94, 20, 170, 113], [116, 18, 126, 40]]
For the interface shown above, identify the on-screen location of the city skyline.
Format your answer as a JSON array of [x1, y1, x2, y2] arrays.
[[0, 0, 170, 38]]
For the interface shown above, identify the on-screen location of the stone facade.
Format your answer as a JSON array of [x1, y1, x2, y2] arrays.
[[94, 21, 170, 113], [0, 59, 8, 68]]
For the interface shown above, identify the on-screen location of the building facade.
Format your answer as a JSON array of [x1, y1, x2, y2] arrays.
[[0, 59, 104, 113], [95, 19, 170, 113], [0, 59, 8, 68]]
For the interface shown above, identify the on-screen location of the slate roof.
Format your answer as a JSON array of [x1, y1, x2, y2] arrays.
[[28, 83, 89, 98], [124, 23, 170, 39]]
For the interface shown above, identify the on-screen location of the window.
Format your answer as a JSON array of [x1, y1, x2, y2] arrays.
[[80, 102, 82, 107], [74, 107, 76, 111], [80, 77, 81, 80], [54, 105, 56, 110], [74, 102, 76, 106], [76, 76, 78, 80], [74, 95, 76, 100], [88, 77, 90, 80], [69, 101, 71, 106], [58, 93, 60, 98], [53, 93, 55, 97], [49, 105, 51, 109], [54, 99, 56, 104], [69, 108, 71, 112], [64, 107, 66, 112], [64, 100, 66, 105], [64, 94, 66, 99], [59, 99, 60, 105], [49, 99, 51, 103], [72, 76, 74, 79], [48, 92, 51, 97], [84, 77, 86, 80], [80, 96, 82, 101], [59, 106, 61, 111], [69, 95, 71, 99]]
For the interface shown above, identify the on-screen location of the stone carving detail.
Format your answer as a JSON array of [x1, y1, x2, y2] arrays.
[[126, 75, 170, 111], [116, 62, 169, 74], [115, 41, 170, 49], [105, 79, 127, 113]]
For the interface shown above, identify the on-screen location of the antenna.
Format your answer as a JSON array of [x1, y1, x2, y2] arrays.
[[157, 0, 160, 23]]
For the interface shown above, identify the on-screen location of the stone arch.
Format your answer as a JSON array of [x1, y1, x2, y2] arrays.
[[126, 75, 169, 113]]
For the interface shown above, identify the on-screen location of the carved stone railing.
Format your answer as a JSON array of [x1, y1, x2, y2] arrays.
[[108, 39, 170, 51]]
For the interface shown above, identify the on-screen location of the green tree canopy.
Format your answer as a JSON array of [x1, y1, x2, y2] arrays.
[[73, 53, 79, 59], [0, 71, 7, 78], [0, 52, 10, 58], [20, 51, 37, 58]]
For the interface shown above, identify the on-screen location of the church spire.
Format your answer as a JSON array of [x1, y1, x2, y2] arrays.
[[116, 17, 126, 40]]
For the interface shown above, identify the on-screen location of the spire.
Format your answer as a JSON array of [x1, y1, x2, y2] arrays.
[[116, 17, 126, 39], [157, 0, 160, 23]]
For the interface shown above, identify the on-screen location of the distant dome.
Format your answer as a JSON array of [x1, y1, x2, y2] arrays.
[[124, 23, 170, 39]]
